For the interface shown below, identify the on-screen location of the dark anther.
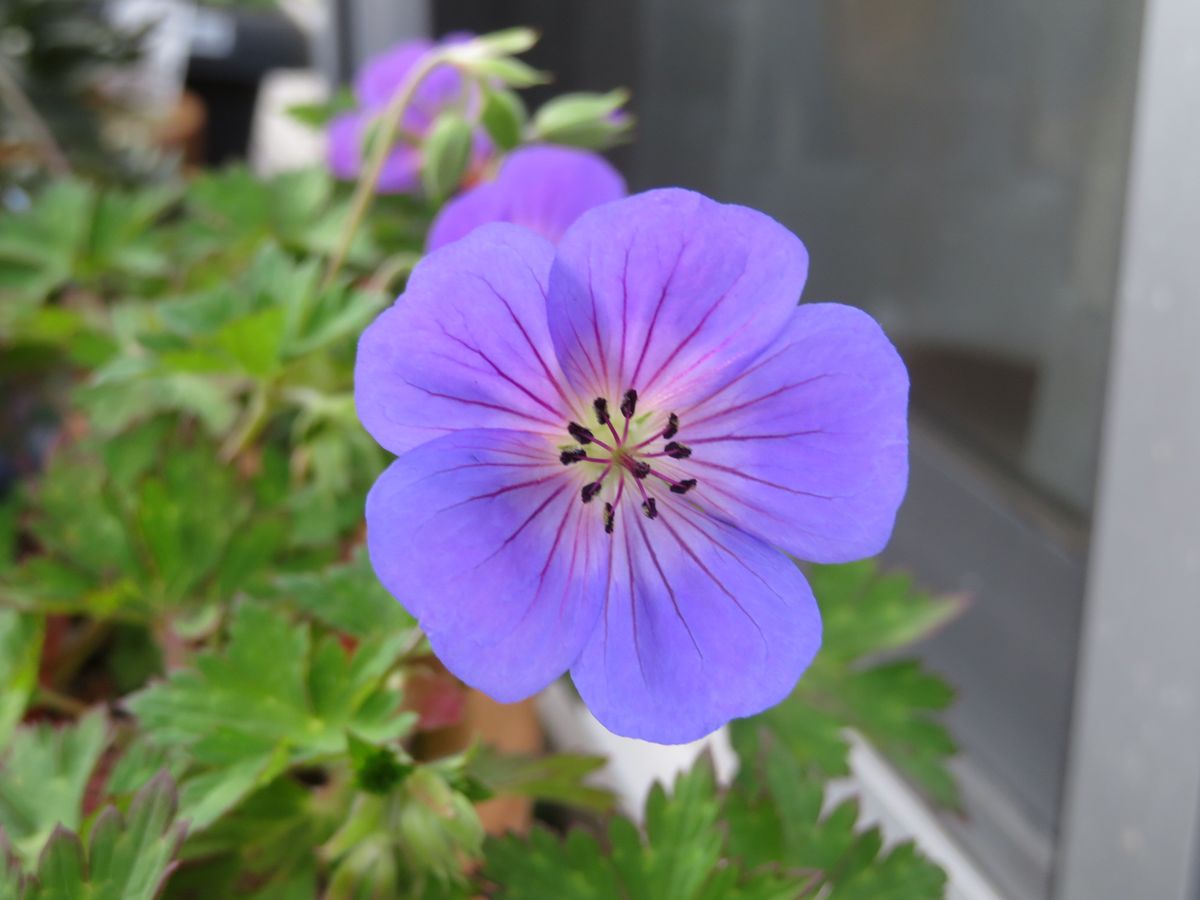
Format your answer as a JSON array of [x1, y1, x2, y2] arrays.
[[664, 441, 692, 459], [630, 461, 652, 480], [641, 497, 658, 519], [669, 478, 698, 495], [620, 389, 638, 419], [593, 397, 610, 425], [568, 422, 595, 445], [662, 413, 680, 440], [560, 448, 587, 465], [581, 481, 603, 503], [603, 502, 615, 534]]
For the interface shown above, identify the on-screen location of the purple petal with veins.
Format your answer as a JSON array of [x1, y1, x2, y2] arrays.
[[356, 188, 909, 743], [427, 145, 627, 250]]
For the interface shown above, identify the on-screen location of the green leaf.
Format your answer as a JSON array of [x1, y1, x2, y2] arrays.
[[731, 559, 962, 810], [285, 87, 356, 129], [0, 612, 43, 745], [808, 561, 962, 664], [0, 830, 26, 900], [421, 113, 475, 202], [127, 605, 412, 829], [22, 774, 185, 900], [263, 548, 415, 639], [531, 90, 633, 149], [0, 710, 108, 867], [486, 759, 804, 900], [215, 305, 287, 377], [480, 89, 527, 152], [726, 742, 946, 900], [466, 747, 613, 813], [617, 760, 723, 900]]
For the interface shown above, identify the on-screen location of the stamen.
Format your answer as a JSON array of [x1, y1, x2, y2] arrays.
[[603, 502, 615, 534], [620, 389, 638, 419], [662, 413, 679, 440], [560, 448, 587, 465], [593, 397, 610, 425], [641, 497, 658, 519], [567, 422, 595, 445], [630, 460, 651, 480], [669, 478, 697, 495], [664, 441, 692, 459], [581, 481, 603, 503]]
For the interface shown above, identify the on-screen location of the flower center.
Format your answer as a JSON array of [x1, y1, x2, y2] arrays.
[[560, 388, 698, 534]]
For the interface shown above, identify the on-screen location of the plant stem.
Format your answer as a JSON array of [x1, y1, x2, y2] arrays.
[[321, 51, 454, 288], [0, 55, 72, 176], [220, 381, 271, 463], [34, 687, 89, 718]]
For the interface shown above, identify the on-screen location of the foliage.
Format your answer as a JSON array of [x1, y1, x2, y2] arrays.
[[0, 0, 146, 186], [0, 26, 957, 900], [1, 773, 185, 900], [485, 750, 946, 900], [732, 561, 963, 809]]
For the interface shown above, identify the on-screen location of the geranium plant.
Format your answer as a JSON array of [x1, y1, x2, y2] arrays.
[[0, 28, 961, 899]]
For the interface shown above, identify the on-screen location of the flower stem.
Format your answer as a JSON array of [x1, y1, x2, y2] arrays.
[[220, 381, 272, 463], [322, 51, 455, 289], [34, 687, 89, 718]]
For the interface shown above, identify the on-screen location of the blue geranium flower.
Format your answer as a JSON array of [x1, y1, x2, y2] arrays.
[[356, 188, 909, 743]]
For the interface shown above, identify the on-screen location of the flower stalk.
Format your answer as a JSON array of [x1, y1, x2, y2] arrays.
[[322, 50, 457, 288]]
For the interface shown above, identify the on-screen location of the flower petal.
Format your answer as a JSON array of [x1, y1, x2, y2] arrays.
[[546, 188, 808, 409], [681, 303, 909, 562], [355, 40, 433, 107], [428, 146, 626, 251], [326, 111, 421, 192], [366, 429, 608, 702], [327, 112, 364, 180], [570, 499, 821, 743], [356, 223, 578, 456]]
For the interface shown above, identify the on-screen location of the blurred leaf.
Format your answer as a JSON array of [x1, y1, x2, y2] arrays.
[[20, 773, 185, 900], [421, 113, 474, 202], [0, 180, 175, 309], [285, 87, 356, 129], [0, 612, 44, 745], [0, 710, 107, 867], [264, 548, 414, 639], [175, 776, 331, 898], [466, 747, 612, 813], [0, 425, 290, 620]]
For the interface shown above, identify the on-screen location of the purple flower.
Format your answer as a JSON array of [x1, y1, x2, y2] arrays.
[[356, 189, 909, 743], [427, 145, 626, 251], [328, 36, 491, 194]]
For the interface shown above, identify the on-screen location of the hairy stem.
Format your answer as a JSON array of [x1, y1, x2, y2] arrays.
[[322, 51, 455, 288]]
